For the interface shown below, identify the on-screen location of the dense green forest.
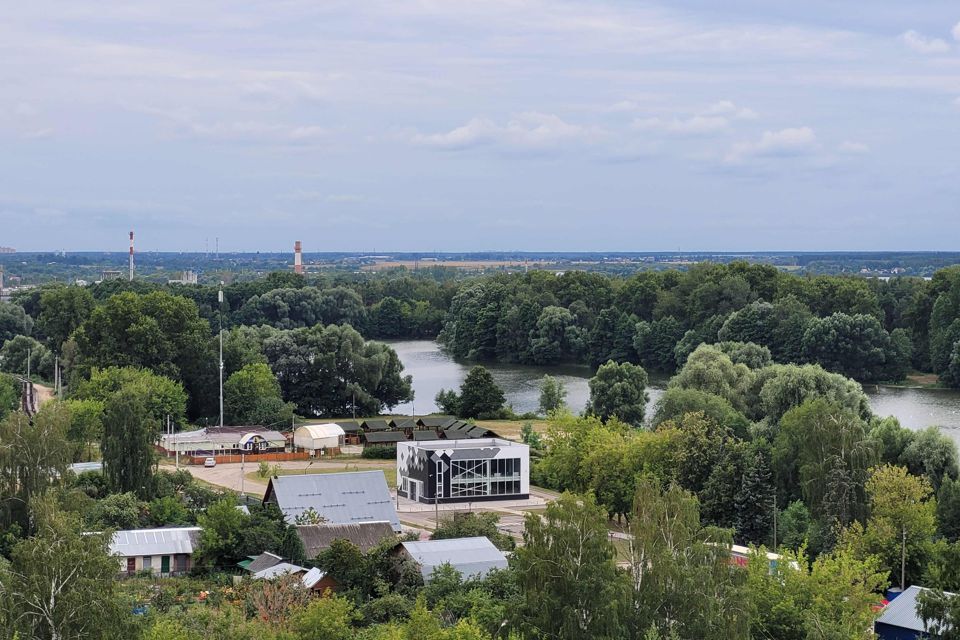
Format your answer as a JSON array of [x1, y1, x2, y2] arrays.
[[7, 262, 960, 414]]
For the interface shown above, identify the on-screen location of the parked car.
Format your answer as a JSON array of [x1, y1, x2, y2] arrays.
[[204, 457, 216, 468]]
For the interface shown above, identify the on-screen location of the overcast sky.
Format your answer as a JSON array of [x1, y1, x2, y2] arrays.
[[2, 1, 959, 252]]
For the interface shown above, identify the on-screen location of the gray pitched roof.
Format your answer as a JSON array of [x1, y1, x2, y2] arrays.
[[295, 521, 397, 558], [364, 431, 408, 444], [109, 527, 201, 557], [245, 551, 284, 573], [400, 537, 508, 580], [264, 471, 401, 532], [875, 586, 955, 632], [417, 416, 457, 429], [252, 562, 306, 580], [413, 430, 441, 441], [361, 419, 393, 432], [336, 421, 362, 433]]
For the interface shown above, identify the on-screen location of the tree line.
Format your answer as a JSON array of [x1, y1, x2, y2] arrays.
[[439, 263, 960, 385]]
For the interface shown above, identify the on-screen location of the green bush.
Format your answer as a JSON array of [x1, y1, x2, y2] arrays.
[[361, 445, 396, 459]]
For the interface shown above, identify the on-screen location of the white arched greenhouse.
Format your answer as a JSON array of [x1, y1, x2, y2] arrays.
[[293, 423, 345, 455]]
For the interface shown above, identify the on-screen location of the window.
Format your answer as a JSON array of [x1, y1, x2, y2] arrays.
[[448, 456, 522, 498], [435, 459, 445, 499], [142, 556, 152, 570]]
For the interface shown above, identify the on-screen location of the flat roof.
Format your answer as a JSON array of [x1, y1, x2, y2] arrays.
[[402, 438, 525, 451]]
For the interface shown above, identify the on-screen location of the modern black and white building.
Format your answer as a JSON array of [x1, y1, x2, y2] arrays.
[[396, 438, 529, 504]]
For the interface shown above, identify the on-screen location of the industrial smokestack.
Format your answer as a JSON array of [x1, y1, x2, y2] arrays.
[[294, 240, 303, 274], [128, 231, 135, 281]]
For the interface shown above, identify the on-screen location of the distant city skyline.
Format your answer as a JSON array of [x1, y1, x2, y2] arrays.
[[2, 1, 959, 251]]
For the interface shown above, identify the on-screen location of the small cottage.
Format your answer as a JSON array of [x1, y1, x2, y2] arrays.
[[396, 537, 508, 581], [109, 527, 201, 577]]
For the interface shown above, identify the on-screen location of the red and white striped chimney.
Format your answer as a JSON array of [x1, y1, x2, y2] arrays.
[[294, 240, 303, 274], [129, 231, 135, 281]]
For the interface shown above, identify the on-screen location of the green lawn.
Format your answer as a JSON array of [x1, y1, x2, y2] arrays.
[[245, 461, 397, 489]]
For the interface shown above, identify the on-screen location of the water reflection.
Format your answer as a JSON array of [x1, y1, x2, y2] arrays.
[[388, 340, 960, 442]]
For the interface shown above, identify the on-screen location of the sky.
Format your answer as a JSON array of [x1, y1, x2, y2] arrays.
[[2, 1, 959, 252]]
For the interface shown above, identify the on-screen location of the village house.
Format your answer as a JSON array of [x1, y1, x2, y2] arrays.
[[263, 470, 401, 532], [396, 537, 508, 581], [158, 426, 286, 458], [874, 585, 955, 640], [295, 521, 398, 558], [109, 527, 201, 577]]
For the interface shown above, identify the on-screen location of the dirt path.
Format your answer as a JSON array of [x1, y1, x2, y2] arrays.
[[33, 383, 55, 405]]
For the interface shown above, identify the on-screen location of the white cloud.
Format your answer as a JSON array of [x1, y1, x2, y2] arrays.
[[954, 97, 960, 109], [633, 114, 729, 135], [408, 113, 602, 150], [182, 121, 328, 143], [901, 30, 950, 54], [22, 127, 54, 139], [725, 126, 818, 162], [838, 140, 869, 154], [606, 100, 642, 113], [704, 100, 758, 120], [952, 21, 960, 42]]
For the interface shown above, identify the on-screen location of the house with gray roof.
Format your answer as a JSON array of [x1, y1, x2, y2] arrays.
[[363, 431, 408, 445], [239, 551, 283, 574], [875, 585, 956, 640], [295, 521, 397, 558], [108, 527, 201, 576], [263, 471, 401, 532], [417, 416, 457, 430], [158, 426, 286, 456], [397, 537, 508, 581], [361, 419, 393, 432]]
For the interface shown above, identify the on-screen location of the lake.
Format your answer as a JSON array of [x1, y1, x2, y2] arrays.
[[388, 339, 960, 442]]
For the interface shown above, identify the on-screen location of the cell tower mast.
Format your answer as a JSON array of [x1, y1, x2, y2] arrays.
[[128, 231, 135, 280]]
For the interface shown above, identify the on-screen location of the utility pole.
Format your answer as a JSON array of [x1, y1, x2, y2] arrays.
[[218, 282, 224, 429], [772, 494, 778, 551], [901, 525, 907, 591]]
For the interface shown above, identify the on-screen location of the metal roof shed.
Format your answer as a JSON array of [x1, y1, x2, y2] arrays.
[[399, 537, 508, 581], [263, 471, 401, 532], [875, 585, 955, 639]]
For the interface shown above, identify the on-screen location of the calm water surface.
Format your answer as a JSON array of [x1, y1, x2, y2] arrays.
[[389, 340, 960, 443]]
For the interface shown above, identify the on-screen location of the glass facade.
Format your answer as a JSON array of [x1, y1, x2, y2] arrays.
[[449, 457, 521, 498]]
